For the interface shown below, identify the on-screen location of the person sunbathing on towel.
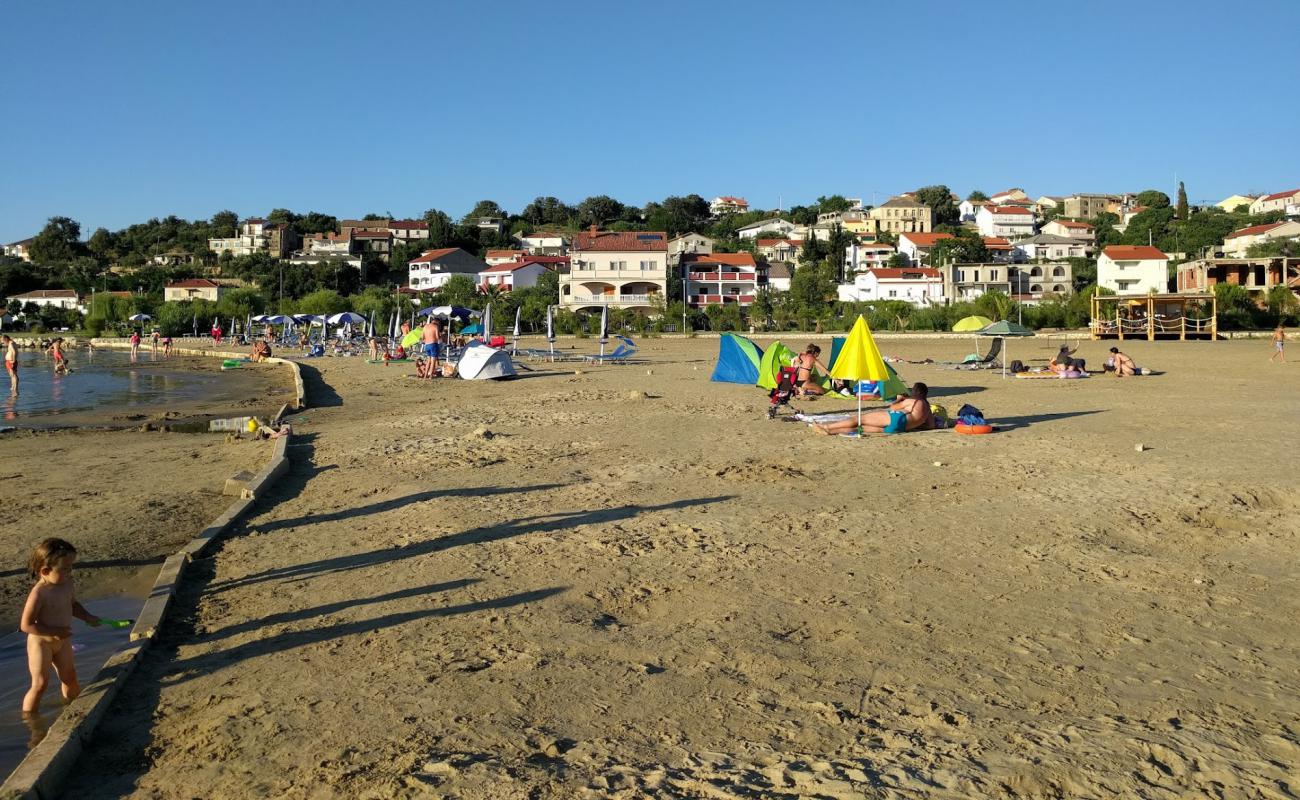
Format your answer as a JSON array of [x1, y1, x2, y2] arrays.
[[795, 344, 829, 396], [1049, 345, 1078, 373], [815, 383, 933, 435]]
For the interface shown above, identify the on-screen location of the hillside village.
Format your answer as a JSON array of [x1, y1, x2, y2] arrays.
[[4, 185, 1298, 335]]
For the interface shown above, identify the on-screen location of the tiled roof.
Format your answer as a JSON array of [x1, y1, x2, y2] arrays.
[[1053, 219, 1093, 229], [756, 239, 803, 247], [572, 230, 668, 252], [867, 268, 941, 279], [389, 220, 429, 230], [738, 218, 792, 230], [879, 196, 924, 208], [983, 237, 1012, 249], [480, 260, 556, 274], [166, 279, 220, 289], [521, 231, 566, 239], [987, 205, 1033, 216], [682, 252, 757, 267], [715, 196, 748, 205], [1261, 189, 1300, 202], [1102, 245, 1167, 260], [10, 288, 78, 299], [486, 249, 525, 258], [244, 218, 267, 225], [899, 232, 954, 247], [766, 262, 792, 279], [853, 242, 895, 251], [353, 230, 391, 239], [409, 248, 462, 264], [1225, 222, 1284, 239], [1018, 234, 1081, 245]]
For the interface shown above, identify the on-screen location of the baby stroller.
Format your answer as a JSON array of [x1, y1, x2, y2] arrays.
[[767, 365, 800, 419]]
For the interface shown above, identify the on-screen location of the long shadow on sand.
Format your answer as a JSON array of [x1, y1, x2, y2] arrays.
[[157, 581, 567, 688], [210, 494, 732, 595], [995, 409, 1103, 429], [295, 362, 342, 407], [251, 482, 567, 534], [0, 555, 167, 580]]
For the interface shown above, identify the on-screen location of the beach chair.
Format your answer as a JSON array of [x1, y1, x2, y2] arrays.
[[584, 336, 641, 364]]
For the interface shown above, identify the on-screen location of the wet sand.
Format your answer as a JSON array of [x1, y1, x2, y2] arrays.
[[52, 338, 1300, 798]]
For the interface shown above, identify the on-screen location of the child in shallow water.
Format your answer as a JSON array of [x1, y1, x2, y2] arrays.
[[20, 538, 102, 714]]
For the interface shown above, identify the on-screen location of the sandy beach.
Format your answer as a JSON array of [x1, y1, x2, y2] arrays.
[[47, 337, 1300, 798]]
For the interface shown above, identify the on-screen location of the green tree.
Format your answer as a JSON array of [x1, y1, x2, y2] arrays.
[[1175, 181, 1189, 220], [87, 227, 117, 264], [1246, 238, 1300, 258], [787, 259, 837, 313], [1134, 190, 1171, 209], [210, 210, 238, 238], [439, 275, 478, 307], [577, 195, 627, 227], [422, 209, 456, 248], [294, 289, 348, 315], [295, 212, 338, 236], [914, 185, 959, 227], [28, 217, 86, 264], [815, 195, 853, 213], [931, 230, 989, 264], [520, 196, 576, 227], [464, 200, 506, 221], [967, 190, 989, 202], [268, 208, 301, 227]]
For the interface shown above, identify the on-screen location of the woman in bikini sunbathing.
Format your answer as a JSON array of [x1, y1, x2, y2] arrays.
[[794, 344, 830, 396], [814, 382, 933, 436]]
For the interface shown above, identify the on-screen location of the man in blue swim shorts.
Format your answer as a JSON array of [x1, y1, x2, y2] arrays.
[[814, 382, 935, 436]]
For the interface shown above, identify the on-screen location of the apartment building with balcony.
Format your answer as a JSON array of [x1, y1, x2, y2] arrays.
[[869, 196, 932, 234], [683, 252, 760, 307], [561, 227, 667, 312], [407, 247, 490, 291], [976, 205, 1036, 239]]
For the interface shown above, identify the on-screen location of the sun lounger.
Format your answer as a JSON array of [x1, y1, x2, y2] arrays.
[[584, 336, 643, 364]]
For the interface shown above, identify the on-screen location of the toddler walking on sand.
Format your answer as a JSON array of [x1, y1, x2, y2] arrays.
[[20, 538, 101, 714]]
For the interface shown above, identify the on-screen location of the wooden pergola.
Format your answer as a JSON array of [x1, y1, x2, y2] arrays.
[[1090, 293, 1217, 341]]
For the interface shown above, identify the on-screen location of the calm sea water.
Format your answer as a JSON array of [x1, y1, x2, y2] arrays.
[[1, 348, 227, 428]]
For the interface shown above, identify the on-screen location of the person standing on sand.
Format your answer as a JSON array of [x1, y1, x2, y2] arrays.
[[129, 330, 141, 359], [421, 317, 441, 379], [1270, 326, 1285, 363], [150, 329, 160, 356], [3, 335, 18, 395]]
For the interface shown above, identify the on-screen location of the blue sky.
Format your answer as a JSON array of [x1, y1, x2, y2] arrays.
[[2, 0, 1297, 243]]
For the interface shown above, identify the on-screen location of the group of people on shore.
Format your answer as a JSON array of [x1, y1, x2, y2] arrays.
[[128, 329, 172, 360]]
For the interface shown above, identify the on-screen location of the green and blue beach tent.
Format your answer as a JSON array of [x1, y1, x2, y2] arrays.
[[711, 333, 764, 384], [829, 335, 909, 400], [755, 340, 798, 390]]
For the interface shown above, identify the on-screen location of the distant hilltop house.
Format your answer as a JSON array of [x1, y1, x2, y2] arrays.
[[150, 250, 200, 267], [869, 196, 932, 235], [1250, 189, 1300, 216], [1098, 245, 1169, 294], [1014, 234, 1087, 261], [844, 241, 895, 273], [896, 232, 953, 264], [976, 205, 1036, 239], [756, 238, 804, 264], [208, 219, 298, 258], [407, 248, 490, 291], [1063, 194, 1123, 220], [709, 196, 749, 216], [737, 218, 797, 240], [668, 233, 715, 260], [388, 220, 430, 243], [517, 231, 567, 256], [485, 249, 527, 266], [1041, 219, 1095, 247], [3, 238, 34, 262], [164, 278, 230, 303], [1221, 221, 1300, 258], [6, 288, 82, 312], [1215, 194, 1258, 213], [988, 188, 1030, 205], [562, 226, 667, 312]]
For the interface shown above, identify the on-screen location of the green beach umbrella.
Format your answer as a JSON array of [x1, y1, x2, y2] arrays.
[[978, 320, 1034, 378]]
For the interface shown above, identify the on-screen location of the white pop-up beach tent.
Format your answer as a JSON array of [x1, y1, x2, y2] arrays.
[[457, 344, 516, 380]]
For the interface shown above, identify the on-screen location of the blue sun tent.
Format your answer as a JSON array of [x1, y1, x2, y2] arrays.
[[710, 333, 764, 384]]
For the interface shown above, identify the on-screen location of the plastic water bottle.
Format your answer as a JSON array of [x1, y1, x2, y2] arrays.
[[209, 416, 255, 433]]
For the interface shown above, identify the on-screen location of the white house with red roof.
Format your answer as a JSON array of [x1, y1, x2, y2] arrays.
[[737, 218, 797, 240], [709, 196, 749, 216], [517, 231, 567, 256], [845, 241, 895, 272], [407, 248, 490, 291], [959, 199, 991, 222], [1249, 189, 1300, 216], [989, 188, 1030, 205], [837, 267, 944, 304], [683, 252, 760, 307], [897, 232, 954, 264], [1042, 219, 1095, 246], [756, 238, 804, 263], [976, 205, 1036, 239], [561, 227, 668, 312], [164, 279, 228, 303], [478, 258, 556, 291], [484, 249, 527, 266], [1097, 245, 1169, 294], [1221, 221, 1300, 257], [3, 237, 34, 262], [6, 288, 83, 312]]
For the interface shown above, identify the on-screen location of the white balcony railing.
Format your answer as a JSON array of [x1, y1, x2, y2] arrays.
[[567, 294, 656, 305]]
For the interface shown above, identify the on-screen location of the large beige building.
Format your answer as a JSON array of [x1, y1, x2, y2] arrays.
[[869, 196, 932, 234], [561, 227, 668, 312], [1062, 194, 1120, 220], [1249, 189, 1300, 216]]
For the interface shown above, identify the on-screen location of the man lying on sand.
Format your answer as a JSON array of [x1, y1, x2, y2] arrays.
[[814, 382, 934, 435]]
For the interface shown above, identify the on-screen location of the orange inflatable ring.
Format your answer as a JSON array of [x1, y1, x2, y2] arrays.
[[955, 423, 994, 435]]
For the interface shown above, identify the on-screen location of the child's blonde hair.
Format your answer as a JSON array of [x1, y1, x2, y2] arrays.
[[28, 538, 77, 579]]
